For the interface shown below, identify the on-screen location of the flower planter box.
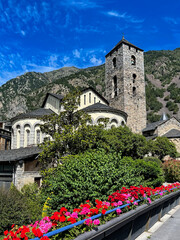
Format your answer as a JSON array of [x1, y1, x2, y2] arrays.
[[74, 190, 180, 240]]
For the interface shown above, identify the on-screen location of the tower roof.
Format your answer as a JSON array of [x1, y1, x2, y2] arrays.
[[105, 37, 143, 57]]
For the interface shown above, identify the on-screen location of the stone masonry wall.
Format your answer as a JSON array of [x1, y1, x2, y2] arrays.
[[13, 161, 41, 190], [156, 118, 180, 136], [105, 42, 146, 133]]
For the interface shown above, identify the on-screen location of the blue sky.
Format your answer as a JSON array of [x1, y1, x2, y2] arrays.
[[0, 0, 179, 86]]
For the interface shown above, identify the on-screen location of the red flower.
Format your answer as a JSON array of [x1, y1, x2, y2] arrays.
[[59, 215, 66, 222], [67, 217, 76, 224], [40, 237, 50, 240], [102, 209, 106, 215], [11, 224, 15, 229], [4, 230, 8, 236]]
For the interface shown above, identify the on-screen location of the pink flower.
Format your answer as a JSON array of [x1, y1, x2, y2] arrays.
[[126, 200, 130, 204], [93, 219, 100, 225], [147, 198, 152, 204], [116, 208, 122, 215], [133, 202, 138, 206], [103, 201, 110, 207], [112, 202, 118, 207], [85, 218, 92, 226], [71, 212, 78, 219], [65, 212, 71, 216], [159, 192, 163, 196], [117, 201, 123, 206]]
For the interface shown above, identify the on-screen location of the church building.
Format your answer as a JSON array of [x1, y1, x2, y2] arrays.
[[2, 37, 180, 190]]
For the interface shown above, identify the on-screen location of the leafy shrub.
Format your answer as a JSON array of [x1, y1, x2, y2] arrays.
[[162, 160, 180, 182], [21, 183, 42, 222], [147, 112, 161, 123], [0, 185, 31, 234], [151, 137, 177, 160], [143, 156, 162, 166], [0, 184, 42, 234], [41, 149, 164, 213], [166, 101, 179, 113], [99, 126, 149, 159], [134, 159, 164, 187]]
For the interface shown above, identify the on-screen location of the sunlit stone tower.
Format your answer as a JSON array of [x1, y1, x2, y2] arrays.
[[105, 37, 146, 133]]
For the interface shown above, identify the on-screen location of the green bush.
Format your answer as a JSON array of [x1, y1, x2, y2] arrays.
[[41, 149, 164, 213], [143, 156, 162, 166], [99, 126, 149, 159], [0, 186, 31, 234], [21, 183, 43, 222], [162, 160, 180, 182], [0, 184, 42, 234]]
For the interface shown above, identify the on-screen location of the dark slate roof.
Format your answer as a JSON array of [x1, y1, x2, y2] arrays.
[[163, 129, 180, 138], [142, 120, 167, 132], [82, 102, 128, 120], [106, 38, 143, 57], [0, 146, 41, 162], [145, 134, 157, 141], [42, 93, 64, 107], [11, 108, 55, 121], [81, 87, 109, 105]]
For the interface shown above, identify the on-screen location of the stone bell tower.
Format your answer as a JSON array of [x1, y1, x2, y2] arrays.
[[105, 37, 146, 133]]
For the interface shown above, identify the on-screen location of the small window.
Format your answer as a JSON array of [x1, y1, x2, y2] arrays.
[[89, 93, 91, 103], [113, 76, 118, 97], [133, 74, 136, 83], [131, 55, 136, 65], [94, 97, 96, 103], [129, 46, 131, 50], [121, 121, 125, 126], [113, 57, 116, 68], [36, 130, 40, 144], [34, 177, 41, 187], [133, 87, 136, 96], [84, 95, 86, 105]]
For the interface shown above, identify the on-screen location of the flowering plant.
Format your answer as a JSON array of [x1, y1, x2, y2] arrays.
[[3, 182, 180, 240]]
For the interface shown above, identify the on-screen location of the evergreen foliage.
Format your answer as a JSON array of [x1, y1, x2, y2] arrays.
[[41, 149, 164, 213]]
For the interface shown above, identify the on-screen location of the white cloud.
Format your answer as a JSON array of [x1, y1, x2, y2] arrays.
[[90, 55, 102, 65], [60, 0, 100, 9], [163, 17, 180, 25], [73, 49, 81, 58], [105, 11, 144, 23]]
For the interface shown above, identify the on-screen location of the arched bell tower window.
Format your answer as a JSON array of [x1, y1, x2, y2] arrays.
[[133, 86, 136, 96], [113, 57, 116, 68], [131, 55, 136, 65], [133, 74, 136, 83], [112, 76, 118, 98]]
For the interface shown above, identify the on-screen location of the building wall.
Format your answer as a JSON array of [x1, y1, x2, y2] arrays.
[[78, 89, 108, 110], [44, 95, 60, 114], [11, 118, 46, 149], [88, 111, 126, 128], [156, 118, 180, 136], [13, 160, 41, 190], [105, 42, 146, 133], [169, 138, 180, 153]]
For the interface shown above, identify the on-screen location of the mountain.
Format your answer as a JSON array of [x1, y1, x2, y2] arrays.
[[0, 48, 180, 122]]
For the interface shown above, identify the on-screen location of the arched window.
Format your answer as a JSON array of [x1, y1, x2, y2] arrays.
[[121, 121, 125, 126], [131, 55, 136, 65], [133, 87, 136, 96], [111, 119, 118, 128], [24, 124, 31, 147], [113, 57, 116, 68], [84, 95, 86, 105], [16, 125, 21, 149], [112, 76, 118, 98], [36, 130, 40, 144], [133, 74, 136, 83], [89, 92, 91, 103]]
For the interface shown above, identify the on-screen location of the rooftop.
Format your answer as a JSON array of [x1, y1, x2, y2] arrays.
[[11, 108, 55, 121], [106, 37, 143, 57], [0, 146, 41, 162], [83, 102, 128, 120]]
